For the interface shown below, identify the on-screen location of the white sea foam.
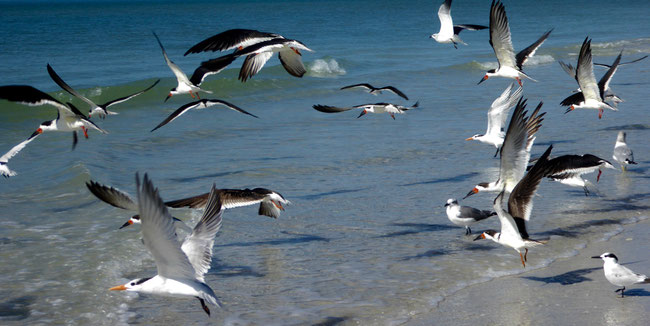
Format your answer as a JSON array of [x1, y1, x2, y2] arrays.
[[307, 59, 346, 77], [523, 54, 555, 66]]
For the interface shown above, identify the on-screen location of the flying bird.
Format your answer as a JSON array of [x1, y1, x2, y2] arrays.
[[340, 83, 409, 100], [109, 174, 223, 316], [0, 136, 39, 178], [192, 38, 313, 83], [46, 63, 159, 119], [561, 37, 617, 119], [474, 145, 553, 267], [313, 102, 418, 120], [465, 98, 545, 198], [466, 83, 523, 156], [540, 153, 615, 196], [430, 0, 487, 48], [184, 29, 283, 55], [151, 99, 259, 132], [444, 199, 495, 235], [592, 252, 650, 297], [478, 0, 552, 86], [0, 85, 107, 150], [153, 32, 213, 102]]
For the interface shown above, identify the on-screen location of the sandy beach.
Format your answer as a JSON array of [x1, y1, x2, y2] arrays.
[[411, 215, 650, 325]]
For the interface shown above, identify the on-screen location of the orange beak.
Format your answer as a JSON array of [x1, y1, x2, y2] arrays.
[[273, 201, 284, 211], [465, 137, 473, 141], [109, 284, 127, 291], [477, 75, 488, 85]]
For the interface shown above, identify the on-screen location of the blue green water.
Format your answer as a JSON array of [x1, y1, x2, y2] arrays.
[[1, 0, 649, 325]]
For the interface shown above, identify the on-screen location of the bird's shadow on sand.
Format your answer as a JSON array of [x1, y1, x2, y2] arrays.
[[375, 223, 457, 238], [215, 231, 330, 248], [536, 219, 621, 238], [296, 187, 369, 200], [399, 172, 479, 187], [312, 316, 350, 326], [522, 267, 601, 285], [621, 289, 650, 297], [168, 170, 246, 183]]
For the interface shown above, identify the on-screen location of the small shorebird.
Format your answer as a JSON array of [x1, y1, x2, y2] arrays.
[[592, 252, 650, 297], [109, 174, 223, 316], [464, 98, 545, 198], [192, 38, 313, 82], [541, 153, 615, 195], [0, 85, 107, 150], [46, 64, 159, 119], [466, 83, 522, 156], [184, 29, 283, 55], [612, 131, 636, 171], [444, 198, 495, 235], [430, 0, 487, 49], [151, 99, 259, 132], [478, 0, 552, 86], [313, 102, 418, 120], [561, 37, 617, 119], [153, 32, 213, 102], [340, 83, 409, 100], [474, 145, 553, 267]]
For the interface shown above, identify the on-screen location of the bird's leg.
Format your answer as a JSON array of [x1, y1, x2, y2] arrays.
[[81, 126, 88, 139], [519, 252, 526, 267], [524, 248, 528, 262], [583, 185, 590, 196], [598, 108, 603, 119], [390, 113, 395, 120], [196, 92, 201, 100], [493, 147, 500, 158], [466, 226, 472, 235], [597, 169, 602, 183], [197, 297, 210, 316], [189, 90, 196, 99], [452, 41, 458, 49], [615, 286, 625, 297], [516, 77, 522, 87]]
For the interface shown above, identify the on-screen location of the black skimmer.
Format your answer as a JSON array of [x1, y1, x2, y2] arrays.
[[444, 199, 495, 235], [313, 102, 418, 120], [340, 83, 409, 100], [430, 0, 487, 49], [478, 1, 552, 86], [151, 99, 259, 132], [46, 64, 159, 119], [0, 85, 107, 150], [86, 180, 191, 231], [592, 253, 650, 297], [184, 29, 283, 55], [561, 38, 617, 119], [152, 32, 213, 102], [109, 174, 222, 316], [613, 131, 636, 171], [474, 145, 553, 267], [466, 83, 522, 156], [541, 153, 615, 196], [0, 136, 39, 178], [87, 180, 290, 222], [192, 38, 313, 83], [464, 98, 545, 198]]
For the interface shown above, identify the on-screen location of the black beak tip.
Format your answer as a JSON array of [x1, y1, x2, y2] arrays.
[[119, 222, 131, 229], [591, 256, 601, 259], [473, 234, 483, 241]]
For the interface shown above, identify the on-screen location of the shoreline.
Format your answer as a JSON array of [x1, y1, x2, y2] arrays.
[[407, 215, 650, 325]]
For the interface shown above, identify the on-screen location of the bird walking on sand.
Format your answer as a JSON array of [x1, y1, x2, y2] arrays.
[[592, 252, 650, 297]]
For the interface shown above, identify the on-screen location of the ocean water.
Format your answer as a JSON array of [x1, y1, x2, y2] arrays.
[[0, 0, 649, 325]]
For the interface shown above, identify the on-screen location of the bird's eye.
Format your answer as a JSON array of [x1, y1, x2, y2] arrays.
[[130, 282, 135, 286]]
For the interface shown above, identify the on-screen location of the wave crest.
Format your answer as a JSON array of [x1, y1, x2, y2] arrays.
[[307, 59, 346, 77]]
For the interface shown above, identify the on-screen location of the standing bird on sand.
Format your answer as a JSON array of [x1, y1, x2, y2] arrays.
[[153, 32, 213, 102], [612, 131, 636, 171], [109, 174, 223, 316], [592, 253, 650, 297], [561, 37, 617, 119], [0, 85, 107, 150], [430, 0, 487, 49], [478, 0, 552, 86], [465, 83, 523, 156], [474, 145, 553, 268], [46, 64, 159, 119], [444, 199, 495, 235]]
